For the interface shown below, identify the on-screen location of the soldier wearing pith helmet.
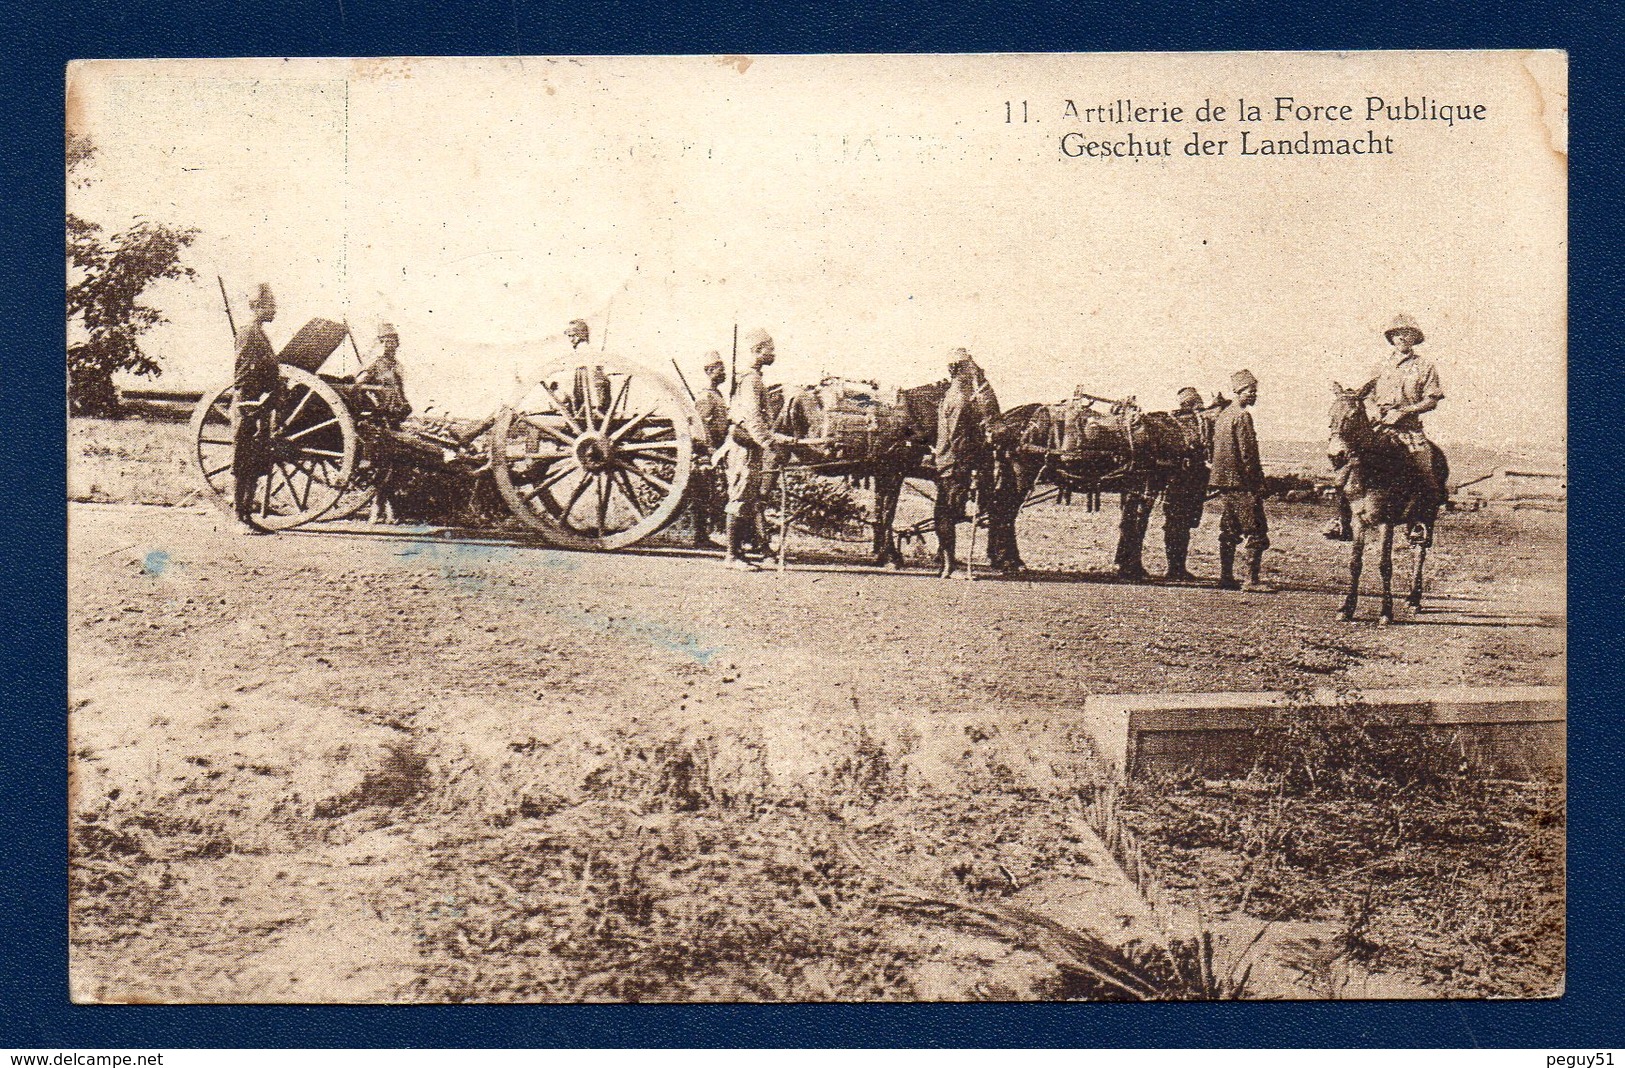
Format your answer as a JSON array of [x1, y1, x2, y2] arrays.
[[1326, 314, 1447, 540]]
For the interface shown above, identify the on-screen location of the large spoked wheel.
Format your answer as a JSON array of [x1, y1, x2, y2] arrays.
[[490, 355, 694, 550], [190, 365, 359, 530]]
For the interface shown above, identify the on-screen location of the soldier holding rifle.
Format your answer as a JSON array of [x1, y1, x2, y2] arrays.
[[691, 353, 730, 549], [722, 329, 794, 571], [231, 283, 280, 535]]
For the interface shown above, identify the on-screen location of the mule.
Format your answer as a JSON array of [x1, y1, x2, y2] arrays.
[[774, 380, 947, 568], [990, 401, 1202, 578], [1327, 384, 1450, 623]]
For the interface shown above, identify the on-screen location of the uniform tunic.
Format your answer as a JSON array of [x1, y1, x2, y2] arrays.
[[1162, 407, 1213, 529], [1365, 352, 1444, 435], [233, 321, 279, 401], [935, 378, 988, 524], [1210, 401, 1268, 547], [695, 385, 730, 452], [232, 321, 280, 501], [355, 352, 412, 423], [725, 369, 775, 513]]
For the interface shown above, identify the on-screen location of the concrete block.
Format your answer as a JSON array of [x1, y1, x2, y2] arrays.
[[1082, 686, 1565, 782]]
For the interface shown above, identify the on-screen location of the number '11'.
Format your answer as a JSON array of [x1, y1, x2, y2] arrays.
[[1006, 101, 1028, 123]]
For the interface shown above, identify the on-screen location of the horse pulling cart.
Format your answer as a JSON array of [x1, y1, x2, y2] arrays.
[[191, 319, 698, 549]]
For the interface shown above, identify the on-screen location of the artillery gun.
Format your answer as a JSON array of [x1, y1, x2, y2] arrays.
[[191, 318, 697, 549]]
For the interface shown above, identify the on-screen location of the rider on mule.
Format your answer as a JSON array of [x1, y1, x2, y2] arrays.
[[1327, 314, 1446, 540]]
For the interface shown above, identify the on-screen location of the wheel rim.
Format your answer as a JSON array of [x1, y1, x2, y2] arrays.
[[490, 355, 694, 550], [190, 365, 358, 530]]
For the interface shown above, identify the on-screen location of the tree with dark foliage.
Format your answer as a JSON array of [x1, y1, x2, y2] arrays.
[[67, 133, 199, 416]]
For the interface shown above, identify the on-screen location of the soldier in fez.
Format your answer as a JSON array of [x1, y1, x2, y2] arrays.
[[1211, 369, 1274, 593], [231, 283, 280, 535], [723, 329, 795, 570], [1161, 386, 1214, 582], [691, 353, 731, 550]]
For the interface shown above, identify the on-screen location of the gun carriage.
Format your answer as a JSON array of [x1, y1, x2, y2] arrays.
[[191, 318, 696, 549]]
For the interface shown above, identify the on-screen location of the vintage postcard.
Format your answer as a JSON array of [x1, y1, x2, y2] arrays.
[[66, 51, 1565, 1003]]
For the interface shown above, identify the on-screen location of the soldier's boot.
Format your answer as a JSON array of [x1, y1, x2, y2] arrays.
[[723, 517, 759, 571], [233, 476, 270, 535], [937, 524, 959, 579], [692, 502, 711, 549], [1217, 542, 1241, 590], [1164, 526, 1197, 582], [1243, 543, 1276, 594]]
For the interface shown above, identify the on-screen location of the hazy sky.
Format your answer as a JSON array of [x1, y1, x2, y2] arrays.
[[68, 52, 1566, 450]]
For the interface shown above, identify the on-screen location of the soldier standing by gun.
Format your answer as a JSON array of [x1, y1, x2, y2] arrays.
[[691, 353, 730, 549], [722, 329, 794, 571], [231, 283, 280, 535], [1161, 386, 1214, 582], [355, 321, 413, 523]]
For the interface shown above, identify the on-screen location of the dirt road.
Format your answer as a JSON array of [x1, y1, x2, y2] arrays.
[[67, 500, 1565, 1001]]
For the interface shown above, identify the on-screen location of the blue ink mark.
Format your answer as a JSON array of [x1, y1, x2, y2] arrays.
[[142, 550, 170, 577], [558, 607, 722, 665]]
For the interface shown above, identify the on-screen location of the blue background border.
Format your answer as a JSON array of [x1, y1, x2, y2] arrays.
[[7, 0, 1620, 1048]]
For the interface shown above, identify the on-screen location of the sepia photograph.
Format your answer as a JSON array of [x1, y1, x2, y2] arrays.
[[65, 51, 1566, 1003]]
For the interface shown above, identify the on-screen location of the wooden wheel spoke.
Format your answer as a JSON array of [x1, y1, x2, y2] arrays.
[[619, 461, 673, 496], [609, 410, 653, 443], [283, 385, 316, 430], [199, 436, 233, 446], [616, 440, 679, 456], [600, 375, 632, 433], [594, 472, 611, 535], [611, 468, 650, 517], [284, 416, 339, 443], [298, 447, 347, 460], [561, 471, 595, 517], [525, 459, 581, 499], [278, 462, 312, 510], [539, 381, 586, 436], [204, 460, 233, 479], [288, 457, 334, 494], [518, 414, 577, 448]]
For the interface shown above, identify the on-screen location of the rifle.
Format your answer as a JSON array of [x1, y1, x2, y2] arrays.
[[669, 358, 697, 404], [217, 276, 237, 340], [730, 323, 739, 398]]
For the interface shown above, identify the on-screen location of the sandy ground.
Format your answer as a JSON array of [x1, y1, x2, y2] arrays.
[[67, 496, 1565, 1001]]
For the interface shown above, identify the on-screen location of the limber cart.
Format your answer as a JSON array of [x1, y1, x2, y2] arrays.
[[191, 318, 698, 549]]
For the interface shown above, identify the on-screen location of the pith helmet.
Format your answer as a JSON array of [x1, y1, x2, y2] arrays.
[[565, 319, 590, 342], [377, 321, 399, 340], [1384, 314, 1424, 345]]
